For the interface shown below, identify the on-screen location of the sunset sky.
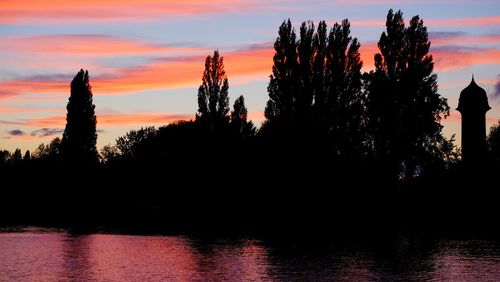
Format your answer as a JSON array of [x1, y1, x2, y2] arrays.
[[1, 0, 499, 152]]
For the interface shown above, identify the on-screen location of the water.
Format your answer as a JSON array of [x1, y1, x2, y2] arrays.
[[1, 227, 500, 281]]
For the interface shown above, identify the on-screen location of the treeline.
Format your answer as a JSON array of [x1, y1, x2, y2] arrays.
[[1, 9, 500, 234]]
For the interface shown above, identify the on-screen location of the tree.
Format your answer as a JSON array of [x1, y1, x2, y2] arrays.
[[196, 50, 230, 130], [23, 150, 31, 162], [324, 19, 364, 158], [100, 144, 120, 164], [0, 150, 9, 165], [33, 137, 62, 161], [11, 148, 22, 164], [312, 21, 328, 128], [61, 69, 98, 165], [365, 9, 450, 177], [488, 121, 500, 162], [263, 19, 364, 159], [115, 127, 157, 160], [264, 19, 299, 130], [230, 95, 256, 138], [296, 21, 315, 126]]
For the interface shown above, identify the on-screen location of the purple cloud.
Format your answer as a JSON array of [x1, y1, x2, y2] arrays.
[[7, 129, 25, 136], [31, 128, 63, 137]]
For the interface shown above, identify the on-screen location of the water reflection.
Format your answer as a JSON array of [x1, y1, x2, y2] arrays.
[[188, 238, 271, 280], [62, 235, 94, 281], [1, 228, 500, 281]]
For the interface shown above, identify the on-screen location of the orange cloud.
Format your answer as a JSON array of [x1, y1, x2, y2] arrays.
[[432, 48, 500, 71], [359, 42, 378, 71], [442, 111, 498, 125], [0, 0, 253, 23], [427, 16, 500, 27], [2, 111, 265, 130], [0, 80, 68, 99], [15, 113, 192, 128], [0, 105, 63, 115], [0, 35, 206, 56], [0, 34, 496, 100], [0, 46, 273, 98], [247, 111, 266, 123]]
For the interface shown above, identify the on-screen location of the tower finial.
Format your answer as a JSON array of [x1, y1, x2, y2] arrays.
[[472, 73, 475, 83]]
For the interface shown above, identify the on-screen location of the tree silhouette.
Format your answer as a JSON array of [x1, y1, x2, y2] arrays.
[[264, 19, 299, 131], [11, 148, 22, 164], [324, 19, 364, 158], [230, 95, 256, 138], [196, 50, 230, 130], [115, 127, 157, 161], [33, 137, 62, 161], [488, 121, 500, 162], [61, 69, 98, 165], [296, 21, 315, 127], [0, 150, 9, 165], [263, 19, 364, 159], [365, 9, 450, 177], [312, 21, 328, 129], [23, 150, 31, 162], [99, 144, 120, 164]]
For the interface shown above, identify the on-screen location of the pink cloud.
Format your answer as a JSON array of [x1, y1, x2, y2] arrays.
[[430, 33, 500, 47], [0, 0, 254, 23], [0, 46, 273, 98], [441, 111, 498, 125], [359, 31, 500, 72], [2, 111, 264, 129], [350, 16, 500, 28], [0, 35, 206, 56], [1, 113, 192, 128], [432, 48, 500, 71]]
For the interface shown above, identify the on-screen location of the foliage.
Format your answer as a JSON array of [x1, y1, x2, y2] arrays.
[[61, 69, 98, 165], [264, 19, 299, 130], [263, 19, 365, 159], [196, 50, 230, 130], [364, 9, 450, 177], [487, 121, 500, 162], [230, 95, 256, 138], [115, 127, 158, 161], [33, 137, 62, 161], [100, 144, 121, 164]]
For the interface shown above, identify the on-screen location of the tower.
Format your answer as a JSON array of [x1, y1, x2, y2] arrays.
[[456, 76, 491, 164]]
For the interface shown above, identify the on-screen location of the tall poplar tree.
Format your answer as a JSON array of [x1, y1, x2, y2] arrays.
[[61, 69, 98, 165]]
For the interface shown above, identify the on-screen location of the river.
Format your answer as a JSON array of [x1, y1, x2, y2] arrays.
[[1, 227, 500, 281]]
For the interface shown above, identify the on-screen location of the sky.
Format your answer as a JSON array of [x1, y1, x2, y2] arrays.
[[1, 0, 499, 153]]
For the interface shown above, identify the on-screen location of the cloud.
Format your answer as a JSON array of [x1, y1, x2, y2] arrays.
[[493, 75, 500, 99], [0, 105, 63, 114], [7, 129, 25, 136], [431, 46, 500, 71], [0, 0, 256, 23], [30, 128, 63, 137], [0, 35, 206, 56], [350, 15, 500, 27], [442, 111, 498, 126], [2, 113, 192, 128], [429, 33, 500, 47], [359, 31, 500, 72], [0, 112, 266, 129], [427, 16, 500, 27], [0, 44, 273, 99], [0, 30, 497, 100], [429, 31, 467, 38]]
